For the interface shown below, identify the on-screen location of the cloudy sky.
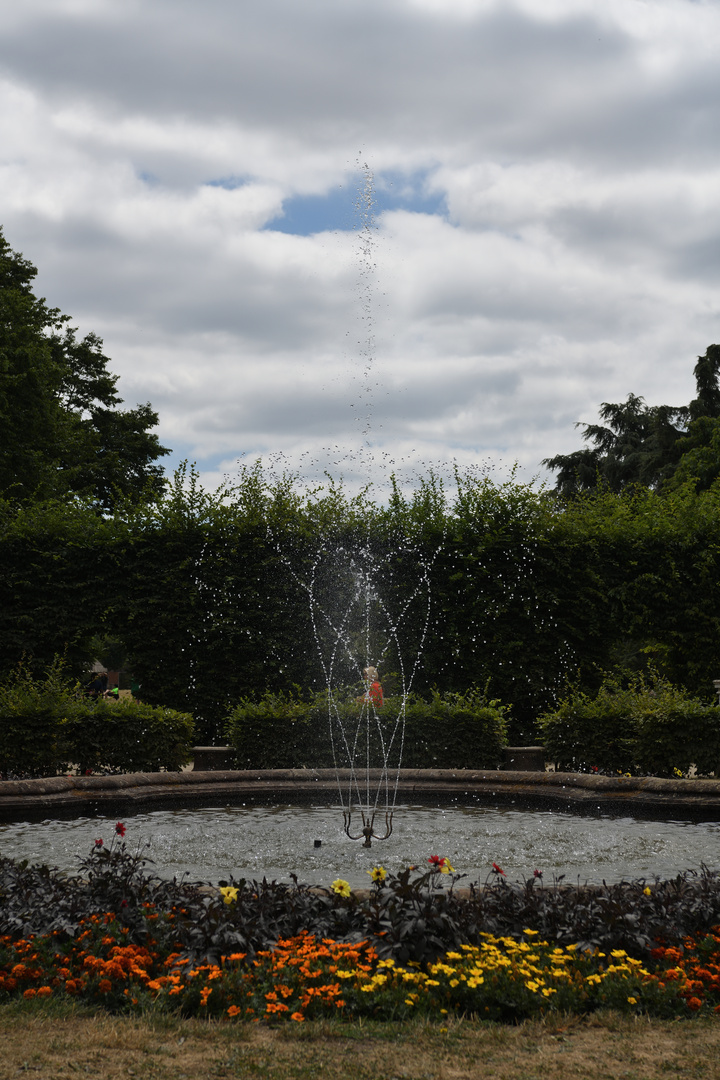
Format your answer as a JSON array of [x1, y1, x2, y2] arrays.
[[2, 0, 720, 496]]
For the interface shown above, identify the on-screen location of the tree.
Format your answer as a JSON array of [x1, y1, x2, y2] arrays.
[[543, 346, 720, 496], [0, 227, 170, 509]]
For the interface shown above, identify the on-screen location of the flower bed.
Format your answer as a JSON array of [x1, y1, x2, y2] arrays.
[[2, 919, 720, 1022], [1, 826, 720, 1022]]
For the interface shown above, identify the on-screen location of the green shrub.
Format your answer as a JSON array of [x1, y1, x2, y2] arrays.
[[61, 699, 194, 774], [225, 686, 508, 770], [0, 665, 194, 777], [538, 673, 720, 776], [0, 662, 78, 777], [632, 682, 720, 777]]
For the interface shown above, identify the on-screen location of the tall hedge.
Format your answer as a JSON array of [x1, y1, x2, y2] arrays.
[[3, 466, 720, 745]]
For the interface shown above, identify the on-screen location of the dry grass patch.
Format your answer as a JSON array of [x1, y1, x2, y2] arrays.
[[1, 1008, 719, 1080]]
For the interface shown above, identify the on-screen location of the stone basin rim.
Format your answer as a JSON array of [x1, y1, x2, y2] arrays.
[[3, 768, 720, 821]]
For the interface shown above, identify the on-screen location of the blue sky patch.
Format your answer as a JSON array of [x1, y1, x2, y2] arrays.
[[265, 168, 446, 236]]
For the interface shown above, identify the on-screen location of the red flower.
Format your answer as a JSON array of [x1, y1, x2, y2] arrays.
[[492, 863, 506, 876], [591, 765, 599, 773], [533, 869, 543, 878], [115, 822, 126, 838], [428, 855, 442, 867], [94, 838, 104, 848]]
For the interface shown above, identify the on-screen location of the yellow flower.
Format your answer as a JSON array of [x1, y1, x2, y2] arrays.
[[367, 866, 387, 883], [627, 996, 638, 1005], [643, 887, 652, 896], [331, 879, 351, 897], [440, 858, 455, 874], [219, 886, 238, 905]]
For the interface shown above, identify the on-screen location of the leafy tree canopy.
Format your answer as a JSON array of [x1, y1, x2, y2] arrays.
[[543, 345, 720, 496], [0, 227, 170, 509]]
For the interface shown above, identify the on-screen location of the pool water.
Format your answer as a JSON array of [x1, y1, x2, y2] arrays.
[[1, 802, 719, 889]]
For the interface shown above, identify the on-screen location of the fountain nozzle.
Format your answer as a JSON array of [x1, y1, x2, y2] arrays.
[[343, 809, 393, 847]]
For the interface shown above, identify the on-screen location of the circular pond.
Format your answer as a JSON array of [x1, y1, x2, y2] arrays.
[[1, 802, 719, 888]]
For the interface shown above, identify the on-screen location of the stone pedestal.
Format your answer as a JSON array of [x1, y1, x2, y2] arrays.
[[504, 746, 546, 771], [191, 746, 237, 771]]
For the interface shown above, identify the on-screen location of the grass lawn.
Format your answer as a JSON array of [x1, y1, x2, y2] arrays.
[[1, 1006, 719, 1080]]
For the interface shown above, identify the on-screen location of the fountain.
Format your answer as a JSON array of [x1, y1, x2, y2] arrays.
[[2, 162, 720, 886]]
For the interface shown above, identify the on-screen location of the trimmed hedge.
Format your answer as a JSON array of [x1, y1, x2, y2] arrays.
[[60, 699, 195, 776], [538, 674, 720, 777], [0, 667, 194, 777], [225, 687, 508, 770]]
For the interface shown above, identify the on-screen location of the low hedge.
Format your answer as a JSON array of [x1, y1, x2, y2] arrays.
[[0, 666, 194, 777], [538, 674, 720, 776], [225, 687, 508, 770], [60, 699, 195, 775]]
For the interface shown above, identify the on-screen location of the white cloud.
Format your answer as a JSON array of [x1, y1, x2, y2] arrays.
[[2, 0, 720, 495]]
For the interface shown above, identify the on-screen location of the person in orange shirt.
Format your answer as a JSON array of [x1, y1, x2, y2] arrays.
[[362, 665, 383, 708]]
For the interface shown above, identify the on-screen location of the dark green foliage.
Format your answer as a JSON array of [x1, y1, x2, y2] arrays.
[[225, 687, 508, 770], [0, 498, 121, 680], [113, 464, 314, 745], [0, 665, 194, 777], [60, 699, 194, 775], [4, 463, 720, 746], [2, 838, 720, 968], [0, 227, 169, 509], [543, 345, 720, 496], [538, 673, 720, 777], [0, 662, 77, 778]]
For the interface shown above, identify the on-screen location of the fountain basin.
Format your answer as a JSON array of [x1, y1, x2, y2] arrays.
[[2, 769, 720, 823]]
